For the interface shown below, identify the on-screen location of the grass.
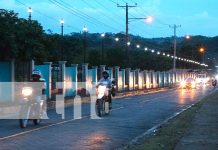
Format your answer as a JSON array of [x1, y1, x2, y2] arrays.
[[128, 90, 218, 150]]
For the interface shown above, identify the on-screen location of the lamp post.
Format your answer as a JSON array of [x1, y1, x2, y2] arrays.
[[199, 47, 205, 64], [101, 33, 105, 64], [124, 16, 153, 66], [60, 18, 64, 60], [82, 26, 88, 63], [185, 35, 194, 69], [27, 7, 32, 21]]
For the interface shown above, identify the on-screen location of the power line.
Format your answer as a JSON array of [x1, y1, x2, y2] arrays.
[[15, 0, 80, 31], [81, 0, 124, 30], [50, 0, 120, 32]]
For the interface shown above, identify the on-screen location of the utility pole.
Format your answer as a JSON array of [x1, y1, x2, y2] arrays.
[[60, 19, 64, 61], [169, 24, 181, 72], [117, 3, 137, 66]]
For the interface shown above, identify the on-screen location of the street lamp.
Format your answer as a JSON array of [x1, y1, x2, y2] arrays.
[[27, 7, 32, 21], [144, 47, 148, 51], [60, 19, 64, 36], [127, 41, 131, 46], [115, 37, 119, 42], [60, 19, 64, 60], [185, 35, 191, 40], [145, 16, 153, 24], [199, 47, 205, 64], [82, 26, 88, 63], [136, 44, 140, 48], [101, 33, 105, 64]]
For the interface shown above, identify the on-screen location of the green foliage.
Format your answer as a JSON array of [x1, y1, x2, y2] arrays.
[[0, 9, 217, 71], [0, 9, 45, 61]]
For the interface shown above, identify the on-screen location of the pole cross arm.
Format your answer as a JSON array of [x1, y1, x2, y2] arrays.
[[129, 17, 147, 20]]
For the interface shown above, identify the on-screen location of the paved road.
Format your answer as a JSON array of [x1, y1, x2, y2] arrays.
[[0, 86, 213, 150]]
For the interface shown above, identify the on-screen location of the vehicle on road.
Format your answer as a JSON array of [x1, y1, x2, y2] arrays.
[[196, 73, 210, 85], [19, 86, 45, 128], [180, 78, 196, 89], [212, 78, 217, 88], [96, 84, 111, 117]]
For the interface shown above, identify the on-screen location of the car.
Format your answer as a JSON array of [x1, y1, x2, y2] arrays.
[[180, 78, 196, 89], [196, 74, 210, 85]]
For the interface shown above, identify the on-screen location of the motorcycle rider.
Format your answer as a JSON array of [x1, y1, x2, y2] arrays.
[[31, 69, 46, 95], [30, 69, 47, 118], [96, 71, 115, 109], [212, 76, 217, 88]]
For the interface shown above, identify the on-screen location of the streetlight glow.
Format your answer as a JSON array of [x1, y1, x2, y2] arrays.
[[127, 41, 131, 46], [199, 47, 205, 53], [146, 16, 153, 24], [82, 26, 88, 32], [27, 7, 32, 13], [60, 18, 64, 25], [136, 44, 140, 48], [144, 47, 148, 51], [101, 33, 105, 37], [115, 37, 119, 42], [185, 35, 191, 39]]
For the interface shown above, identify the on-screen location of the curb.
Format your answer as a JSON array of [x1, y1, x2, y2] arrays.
[[119, 87, 217, 150]]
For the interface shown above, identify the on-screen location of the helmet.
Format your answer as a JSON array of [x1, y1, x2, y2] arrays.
[[102, 71, 109, 79], [32, 69, 42, 79]]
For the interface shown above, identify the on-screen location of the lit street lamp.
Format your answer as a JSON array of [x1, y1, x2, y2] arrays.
[[27, 7, 32, 21], [60, 19, 64, 60], [82, 26, 88, 63], [115, 37, 119, 42], [199, 47, 205, 64], [60, 19, 64, 36], [145, 16, 153, 24], [185, 35, 191, 40], [101, 33, 105, 64]]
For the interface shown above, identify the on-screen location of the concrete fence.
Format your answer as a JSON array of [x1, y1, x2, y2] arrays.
[[0, 60, 194, 102]]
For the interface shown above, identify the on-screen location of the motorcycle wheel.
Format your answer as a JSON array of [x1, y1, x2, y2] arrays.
[[19, 119, 28, 128], [19, 105, 31, 128], [104, 102, 110, 115], [96, 99, 102, 117], [33, 119, 41, 125]]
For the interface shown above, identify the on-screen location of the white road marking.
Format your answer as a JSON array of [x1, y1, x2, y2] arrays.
[[0, 106, 124, 141]]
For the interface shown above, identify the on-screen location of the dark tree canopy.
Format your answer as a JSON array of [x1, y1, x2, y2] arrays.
[[0, 9, 216, 71]]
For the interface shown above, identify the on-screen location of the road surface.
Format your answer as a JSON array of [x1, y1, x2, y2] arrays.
[[0, 86, 213, 150]]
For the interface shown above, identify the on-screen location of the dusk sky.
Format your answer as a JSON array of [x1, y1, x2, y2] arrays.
[[1, 0, 218, 38]]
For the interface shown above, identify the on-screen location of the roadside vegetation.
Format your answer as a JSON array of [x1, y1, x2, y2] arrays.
[[128, 90, 218, 150], [0, 9, 217, 70]]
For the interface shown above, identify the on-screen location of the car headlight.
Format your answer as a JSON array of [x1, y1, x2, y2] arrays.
[[22, 87, 33, 97], [180, 81, 186, 87], [191, 82, 196, 88]]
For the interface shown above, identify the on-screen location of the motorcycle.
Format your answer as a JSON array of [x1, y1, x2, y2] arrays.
[[96, 85, 111, 117], [19, 86, 45, 128], [212, 79, 217, 88]]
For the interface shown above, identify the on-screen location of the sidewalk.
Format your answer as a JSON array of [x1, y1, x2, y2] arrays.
[[175, 90, 218, 150]]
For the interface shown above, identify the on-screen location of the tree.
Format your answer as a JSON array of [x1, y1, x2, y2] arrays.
[[0, 9, 45, 61]]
